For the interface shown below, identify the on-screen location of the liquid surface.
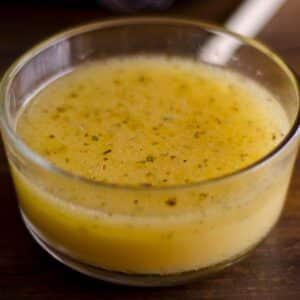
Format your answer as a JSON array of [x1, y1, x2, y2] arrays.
[[17, 56, 288, 186]]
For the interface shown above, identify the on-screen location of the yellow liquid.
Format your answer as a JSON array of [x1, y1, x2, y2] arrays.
[[13, 56, 291, 274]]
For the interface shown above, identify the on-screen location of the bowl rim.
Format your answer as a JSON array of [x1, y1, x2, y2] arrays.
[[0, 16, 299, 191]]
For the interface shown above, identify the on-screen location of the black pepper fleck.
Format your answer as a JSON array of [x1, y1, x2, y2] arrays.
[[165, 197, 177, 207], [56, 106, 67, 113], [194, 131, 203, 138], [215, 118, 222, 125], [103, 149, 112, 155]]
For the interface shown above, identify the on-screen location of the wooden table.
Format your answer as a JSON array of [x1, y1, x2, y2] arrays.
[[0, 1, 299, 299]]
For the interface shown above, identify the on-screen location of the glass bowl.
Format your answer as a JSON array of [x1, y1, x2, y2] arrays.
[[0, 17, 299, 287]]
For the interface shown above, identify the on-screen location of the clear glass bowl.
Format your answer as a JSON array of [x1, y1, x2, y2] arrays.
[[0, 18, 299, 287]]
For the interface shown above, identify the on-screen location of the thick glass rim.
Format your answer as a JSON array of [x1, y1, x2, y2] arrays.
[[0, 17, 299, 191]]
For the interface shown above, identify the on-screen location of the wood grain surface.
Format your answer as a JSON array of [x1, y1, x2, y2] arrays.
[[0, 1, 299, 299]]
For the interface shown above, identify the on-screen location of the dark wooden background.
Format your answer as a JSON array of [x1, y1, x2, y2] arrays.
[[0, 1, 299, 299]]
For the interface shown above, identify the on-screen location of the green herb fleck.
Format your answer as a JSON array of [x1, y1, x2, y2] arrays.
[[240, 153, 248, 160], [138, 75, 149, 83], [178, 83, 187, 90], [56, 106, 67, 113], [199, 193, 208, 200], [146, 155, 155, 162], [137, 160, 146, 164], [70, 92, 78, 98], [165, 232, 174, 240], [91, 135, 99, 141], [51, 114, 59, 120]]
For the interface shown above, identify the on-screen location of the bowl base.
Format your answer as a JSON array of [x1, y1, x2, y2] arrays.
[[21, 210, 256, 287]]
